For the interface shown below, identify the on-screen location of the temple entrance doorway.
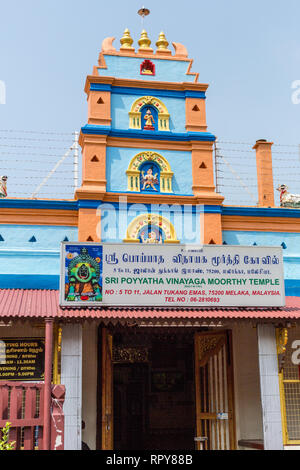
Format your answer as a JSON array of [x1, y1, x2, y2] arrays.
[[113, 328, 195, 450], [99, 326, 236, 450]]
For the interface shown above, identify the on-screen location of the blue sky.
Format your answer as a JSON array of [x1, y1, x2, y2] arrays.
[[0, 0, 299, 145]]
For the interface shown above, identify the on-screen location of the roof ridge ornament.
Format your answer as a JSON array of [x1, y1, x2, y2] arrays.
[[120, 28, 135, 51], [156, 31, 171, 55], [138, 29, 153, 53], [101, 37, 116, 53], [172, 42, 188, 58]]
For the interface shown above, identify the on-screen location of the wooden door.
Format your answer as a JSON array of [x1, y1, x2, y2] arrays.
[[194, 331, 236, 450], [101, 328, 113, 450]]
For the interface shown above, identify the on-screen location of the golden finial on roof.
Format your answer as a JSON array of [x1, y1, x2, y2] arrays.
[[138, 29, 153, 51], [120, 29, 134, 50], [156, 32, 169, 50], [156, 31, 171, 54]]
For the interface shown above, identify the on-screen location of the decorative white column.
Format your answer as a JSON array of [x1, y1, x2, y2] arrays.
[[257, 324, 283, 450], [61, 324, 82, 450]]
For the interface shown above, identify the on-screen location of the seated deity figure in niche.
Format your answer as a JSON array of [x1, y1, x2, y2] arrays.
[[142, 64, 153, 75], [143, 109, 155, 130], [141, 167, 159, 191], [142, 229, 163, 244], [141, 60, 155, 75]]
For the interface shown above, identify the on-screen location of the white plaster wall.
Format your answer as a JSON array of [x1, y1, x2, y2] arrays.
[[232, 322, 264, 443], [61, 323, 82, 450], [257, 324, 283, 450], [82, 322, 99, 450]]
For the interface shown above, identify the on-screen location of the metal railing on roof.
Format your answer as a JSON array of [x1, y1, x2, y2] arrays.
[[0, 130, 80, 200], [214, 140, 300, 207]]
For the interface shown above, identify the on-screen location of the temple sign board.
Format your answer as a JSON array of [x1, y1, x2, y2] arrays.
[[60, 243, 285, 308], [0, 338, 45, 381]]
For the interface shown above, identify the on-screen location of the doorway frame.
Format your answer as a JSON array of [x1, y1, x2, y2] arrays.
[[194, 329, 236, 450], [97, 326, 236, 450]]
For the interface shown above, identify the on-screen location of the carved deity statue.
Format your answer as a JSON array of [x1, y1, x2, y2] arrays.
[[142, 230, 162, 244], [141, 167, 158, 191], [143, 109, 155, 130], [0, 176, 7, 198], [277, 184, 300, 208]]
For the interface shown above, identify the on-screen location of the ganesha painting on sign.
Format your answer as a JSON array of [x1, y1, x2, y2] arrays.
[[64, 245, 103, 303]]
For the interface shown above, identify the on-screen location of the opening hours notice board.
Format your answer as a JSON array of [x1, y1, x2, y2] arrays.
[[0, 338, 45, 381]]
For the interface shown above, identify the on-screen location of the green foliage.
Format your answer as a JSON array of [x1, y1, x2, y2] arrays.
[[0, 422, 15, 451]]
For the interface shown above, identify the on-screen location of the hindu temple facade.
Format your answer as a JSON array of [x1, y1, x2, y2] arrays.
[[0, 29, 300, 451]]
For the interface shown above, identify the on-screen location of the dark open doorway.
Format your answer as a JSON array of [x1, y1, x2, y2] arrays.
[[113, 329, 196, 450]]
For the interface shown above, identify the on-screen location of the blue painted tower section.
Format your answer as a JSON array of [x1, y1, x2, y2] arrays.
[[0, 223, 78, 289], [106, 147, 193, 195], [98, 55, 197, 82]]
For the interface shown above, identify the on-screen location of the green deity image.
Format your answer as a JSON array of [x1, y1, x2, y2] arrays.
[[65, 246, 102, 302]]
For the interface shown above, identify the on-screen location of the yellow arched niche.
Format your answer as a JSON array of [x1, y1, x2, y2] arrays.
[[126, 151, 173, 193], [129, 96, 170, 131], [123, 214, 180, 244]]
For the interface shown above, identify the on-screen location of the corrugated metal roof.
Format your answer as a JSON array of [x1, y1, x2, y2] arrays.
[[0, 289, 300, 320]]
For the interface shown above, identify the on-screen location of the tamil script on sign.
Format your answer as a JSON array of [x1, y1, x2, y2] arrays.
[[0, 338, 45, 381], [60, 243, 285, 308]]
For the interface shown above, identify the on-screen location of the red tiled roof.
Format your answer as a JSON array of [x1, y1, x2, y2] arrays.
[[0, 289, 300, 320]]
